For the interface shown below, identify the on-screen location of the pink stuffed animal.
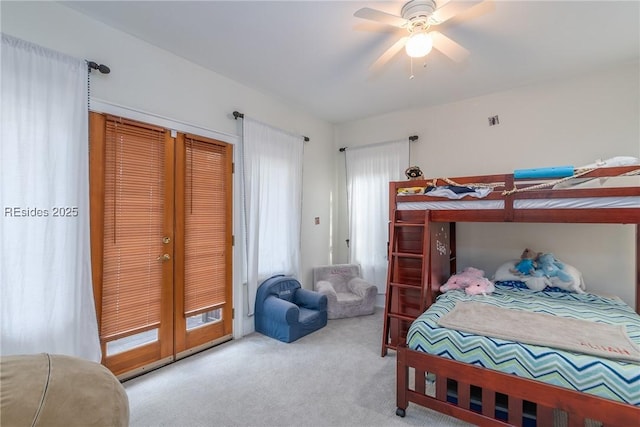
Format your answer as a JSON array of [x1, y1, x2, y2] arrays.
[[440, 267, 495, 296], [464, 277, 495, 296], [440, 267, 486, 292]]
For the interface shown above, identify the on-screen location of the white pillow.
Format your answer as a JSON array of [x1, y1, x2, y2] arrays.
[[493, 260, 585, 293]]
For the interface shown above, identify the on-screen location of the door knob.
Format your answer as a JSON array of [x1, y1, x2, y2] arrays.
[[157, 254, 171, 261]]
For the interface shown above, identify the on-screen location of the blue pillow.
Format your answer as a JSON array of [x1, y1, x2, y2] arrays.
[[542, 286, 573, 293], [495, 280, 529, 289], [495, 280, 574, 294]]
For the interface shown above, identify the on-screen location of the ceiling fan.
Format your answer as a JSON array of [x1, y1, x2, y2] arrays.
[[354, 0, 483, 71]]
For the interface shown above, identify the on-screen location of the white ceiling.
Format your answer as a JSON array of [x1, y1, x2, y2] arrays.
[[63, 1, 640, 124]]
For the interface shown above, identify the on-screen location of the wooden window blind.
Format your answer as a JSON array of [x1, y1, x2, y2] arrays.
[[183, 136, 228, 316], [101, 117, 165, 340]]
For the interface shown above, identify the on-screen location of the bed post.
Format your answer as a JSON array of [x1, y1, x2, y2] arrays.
[[636, 224, 640, 314], [395, 344, 408, 417], [449, 222, 456, 275]]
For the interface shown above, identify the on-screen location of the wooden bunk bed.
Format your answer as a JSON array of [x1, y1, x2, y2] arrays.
[[383, 165, 640, 427]]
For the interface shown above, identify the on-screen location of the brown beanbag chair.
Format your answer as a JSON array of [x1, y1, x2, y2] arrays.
[[1, 353, 129, 426]]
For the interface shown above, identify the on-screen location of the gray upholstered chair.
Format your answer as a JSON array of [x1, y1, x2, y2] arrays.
[[313, 264, 376, 319]]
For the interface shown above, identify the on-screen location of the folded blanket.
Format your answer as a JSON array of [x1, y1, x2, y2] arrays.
[[438, 301, 640, 363]]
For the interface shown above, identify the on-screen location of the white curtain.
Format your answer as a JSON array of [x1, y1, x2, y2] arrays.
[[345, 140, 409, 293], [0, 34, 101, 361], [242, 117, 303, 316]]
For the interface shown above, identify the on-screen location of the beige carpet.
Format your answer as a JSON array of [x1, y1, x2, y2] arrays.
[[123, 308, 472, 427]]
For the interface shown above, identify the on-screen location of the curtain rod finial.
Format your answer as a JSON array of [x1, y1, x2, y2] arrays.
[[87, 61, 110, 74]]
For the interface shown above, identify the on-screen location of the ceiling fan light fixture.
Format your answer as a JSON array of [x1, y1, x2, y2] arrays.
[[405, 31, 433, 58]]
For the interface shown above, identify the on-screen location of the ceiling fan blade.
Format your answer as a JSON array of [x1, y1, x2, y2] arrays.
[[429, 0, 484, 25], [450, 0, 496, 24], [353, 22, 404, 34], [430, 31, 469, 63], [354, 7, 407, 28], [370, 36, 409, 72]]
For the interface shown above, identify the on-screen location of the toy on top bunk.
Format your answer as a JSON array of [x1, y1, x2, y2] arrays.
[[495, 249, 585, 293], [405, 166, 424, 180], [440, 267, 495, 296], [397, 186, 424, 195], [397, 166, 425, 195]]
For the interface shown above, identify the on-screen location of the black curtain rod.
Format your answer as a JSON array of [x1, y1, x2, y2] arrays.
[[87, 60, 110, 74], [338, 135, 418, 152], [232, 111, 309, 142]]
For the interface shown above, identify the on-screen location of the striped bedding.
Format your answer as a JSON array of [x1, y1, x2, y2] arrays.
[[406, 284, 640, 405]]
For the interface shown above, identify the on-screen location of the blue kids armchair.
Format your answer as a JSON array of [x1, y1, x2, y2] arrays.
[[254, 275, 327, 343]]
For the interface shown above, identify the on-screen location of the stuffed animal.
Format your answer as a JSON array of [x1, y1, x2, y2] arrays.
[[464, 277, 495, 296], [509, 248, 540, 276], [405, 166, 424, 181], [440, 267, 486, 292], [533, 253, 572, 282]]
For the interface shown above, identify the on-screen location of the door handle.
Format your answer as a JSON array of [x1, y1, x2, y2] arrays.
[[157, 254, 171, 262]]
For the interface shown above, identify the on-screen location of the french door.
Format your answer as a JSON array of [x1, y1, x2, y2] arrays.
[[89, 112, 233, 378]]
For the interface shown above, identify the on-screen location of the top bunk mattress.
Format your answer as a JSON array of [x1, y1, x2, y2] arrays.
[[406, 285, 640, 406]]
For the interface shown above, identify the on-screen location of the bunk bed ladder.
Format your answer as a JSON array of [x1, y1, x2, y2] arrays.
[[381, 209, 431, 356]]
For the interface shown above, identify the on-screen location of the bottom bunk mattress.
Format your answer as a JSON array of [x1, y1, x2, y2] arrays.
[[406, 284, 640, 406]]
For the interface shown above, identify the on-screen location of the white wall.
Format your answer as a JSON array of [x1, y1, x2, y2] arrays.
[[2, 1, 335, 336], [335, 62, 640, 308]]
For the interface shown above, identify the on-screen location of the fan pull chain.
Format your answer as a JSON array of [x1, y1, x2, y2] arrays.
[[410, 57, 415, 80]]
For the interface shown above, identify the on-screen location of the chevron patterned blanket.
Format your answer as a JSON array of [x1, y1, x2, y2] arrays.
[[407, 285, 640, 405]]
